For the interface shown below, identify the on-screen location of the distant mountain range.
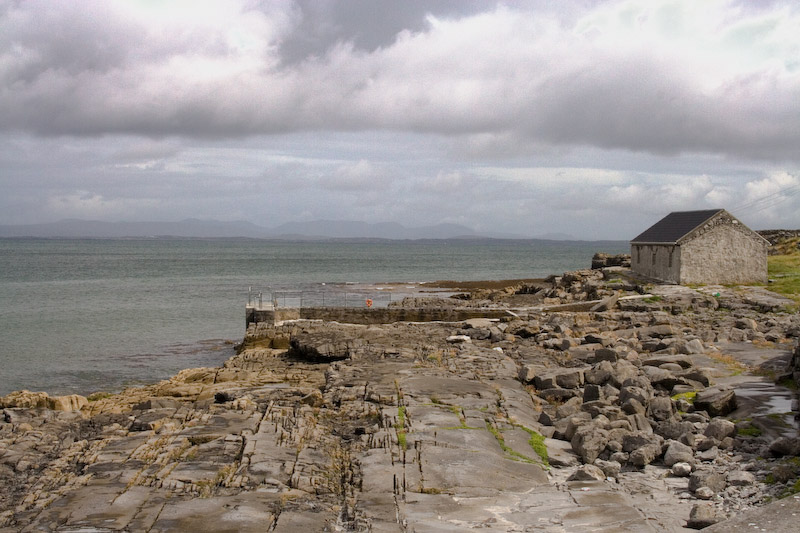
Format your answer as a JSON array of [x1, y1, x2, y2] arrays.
[[0, 218, 576, 241]]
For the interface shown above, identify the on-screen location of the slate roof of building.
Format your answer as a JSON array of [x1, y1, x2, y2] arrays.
[[631, 209, 724, 244]]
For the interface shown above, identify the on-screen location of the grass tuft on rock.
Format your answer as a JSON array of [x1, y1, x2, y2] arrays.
[[671, 391, 697, 403], [396, 406, 408, 450]]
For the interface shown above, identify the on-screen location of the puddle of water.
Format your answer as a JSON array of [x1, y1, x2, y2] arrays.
[[731, 379, 799, 437]]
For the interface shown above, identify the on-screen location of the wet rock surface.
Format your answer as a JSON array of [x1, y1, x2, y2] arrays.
[[1, 268, 799, 531]]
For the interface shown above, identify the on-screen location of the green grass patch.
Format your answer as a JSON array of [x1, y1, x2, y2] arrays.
[[439, 404, 481, 430], [766, 412, 794, 428], [780, 478, 800, 499], [485, 421, 549, 467], [396, 406, 407, 450], [768, 253, 800, 304], [643, 295, 663, 303], [514, 424, 549, 466], [671, 391, 697, 403], [86, 391, 113, 402], [737, 426, 762, 437]]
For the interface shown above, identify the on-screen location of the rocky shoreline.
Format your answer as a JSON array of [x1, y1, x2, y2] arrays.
[[2, 266, 800, 531]]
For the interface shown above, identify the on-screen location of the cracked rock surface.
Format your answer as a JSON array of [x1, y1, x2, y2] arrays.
[[2, 269, 800, 531]]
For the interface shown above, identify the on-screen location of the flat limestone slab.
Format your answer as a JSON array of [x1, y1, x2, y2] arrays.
[[19, 479, 134, 532], [272, 510, 333, 532], [149, 493, 279, 532], [420, 445, 548, 494], [704, 494, 800, 532]]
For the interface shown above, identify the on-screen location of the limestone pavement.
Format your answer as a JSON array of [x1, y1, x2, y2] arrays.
[[2, 268, 800, 531]]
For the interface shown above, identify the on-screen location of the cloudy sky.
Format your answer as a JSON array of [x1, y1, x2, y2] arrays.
[[1, 0, 799, 239]]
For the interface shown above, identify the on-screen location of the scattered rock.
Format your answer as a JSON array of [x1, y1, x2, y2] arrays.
[[689, 470, 727, 494], [594, 459, 621, 479], [664, 440, 695, 467], [727, 471, 755, 487], [694, 388, 737, 417], [672, 462, 693, 477], [567, 464, 606, 481], [769, 437, 800, 457], [704, 418, 736, 441], [687, 503, 724, 529]]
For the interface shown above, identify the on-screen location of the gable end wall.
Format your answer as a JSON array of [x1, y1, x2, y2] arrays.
[[679, 223, 767, 285]]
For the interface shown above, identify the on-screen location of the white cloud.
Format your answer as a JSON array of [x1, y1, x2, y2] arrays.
[[45, 190, 160, 220], [474, 167, 628, 188], [319, 159, 386, 191], [737, 171, 800, 226], [422, 171, 465, 193]]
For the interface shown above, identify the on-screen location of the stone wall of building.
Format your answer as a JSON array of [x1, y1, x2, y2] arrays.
[[680, 223, 768, 285], [630, 243, 681, 283]]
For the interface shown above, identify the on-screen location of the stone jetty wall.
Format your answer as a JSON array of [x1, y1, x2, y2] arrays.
[[246, 305, 511, 326]]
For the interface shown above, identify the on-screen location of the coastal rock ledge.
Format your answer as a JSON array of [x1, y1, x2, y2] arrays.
[[2, 267, 800, 531]]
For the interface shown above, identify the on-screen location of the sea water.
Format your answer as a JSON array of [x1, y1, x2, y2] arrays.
[[0, 238, 627, 396]]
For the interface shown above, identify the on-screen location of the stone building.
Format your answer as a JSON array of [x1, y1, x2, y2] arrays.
[[630, 209, 769, 285]]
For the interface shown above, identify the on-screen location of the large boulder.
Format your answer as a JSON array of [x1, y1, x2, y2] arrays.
[[687, 504, 725, 529], [642, 366, 684, 391], [571, 425, 609, 464], [663, 440, 695, 467], [609, 360, 640, 388], [518, 364, 538, 383], [0, 390, 50, 409], [594, 459, 621, 479], [567, 464, 606, 481], [694, 387, 737, 417], [704, 418, 736, 441], [647, 396, 676, 422], [689, 470, 727, 494], [585, 360, 614, 385], [768, 437, 800, 457], [48, 394, 88, 412], [623, 432, 664, 467]]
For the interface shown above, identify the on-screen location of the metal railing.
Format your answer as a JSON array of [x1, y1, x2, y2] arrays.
[[247, 287, 400, 309]]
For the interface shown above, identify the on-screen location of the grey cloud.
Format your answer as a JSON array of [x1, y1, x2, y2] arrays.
[[2, 0, 798, 164], [278, 0, 489, 63], [1, 1, 136, 83], [110, 141, 182, 164], [523, 58, 800, 160]]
